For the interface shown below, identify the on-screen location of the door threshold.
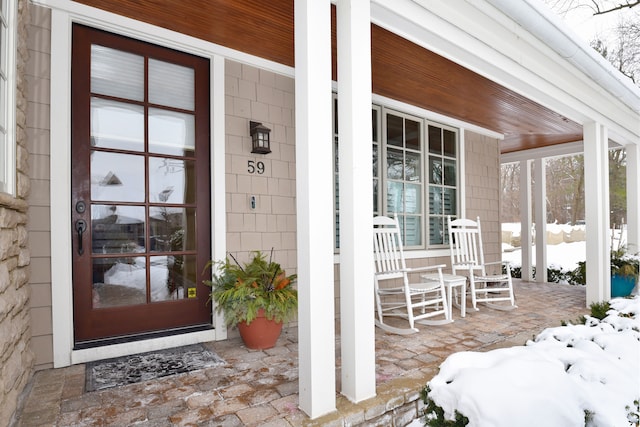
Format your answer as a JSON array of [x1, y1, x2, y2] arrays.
[[74, 324, 213, 350]]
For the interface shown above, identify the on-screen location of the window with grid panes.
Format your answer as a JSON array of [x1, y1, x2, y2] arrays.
[[333, 100, 459, 250]]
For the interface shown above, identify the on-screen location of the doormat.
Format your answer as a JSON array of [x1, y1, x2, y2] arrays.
[[85, 344, 225, 392]]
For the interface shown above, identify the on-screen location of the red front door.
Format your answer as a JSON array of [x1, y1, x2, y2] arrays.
[[71, 25, 212, 345]]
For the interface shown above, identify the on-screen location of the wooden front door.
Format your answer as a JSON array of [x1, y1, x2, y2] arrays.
[[71, 25, 212, 345]]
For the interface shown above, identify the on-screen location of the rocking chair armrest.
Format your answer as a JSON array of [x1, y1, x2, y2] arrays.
[[484, 260, 510, 267], [374, 264, 446, 277]]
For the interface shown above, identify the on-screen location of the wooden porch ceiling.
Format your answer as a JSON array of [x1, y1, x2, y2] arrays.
[[78, 0, 584, 154]]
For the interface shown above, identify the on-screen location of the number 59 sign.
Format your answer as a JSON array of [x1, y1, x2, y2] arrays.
[[247, 160, 265, 174]]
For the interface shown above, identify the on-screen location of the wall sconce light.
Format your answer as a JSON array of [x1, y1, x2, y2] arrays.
[[250, 121, 271, 154]]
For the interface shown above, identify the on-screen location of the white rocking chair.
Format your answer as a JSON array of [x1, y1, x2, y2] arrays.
[[373, 216, 451, 334], [447, 216, 517, 311]]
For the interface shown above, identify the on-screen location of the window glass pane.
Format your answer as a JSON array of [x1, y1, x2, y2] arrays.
[[372, 143, 378, 178], [429, 186, 442, 215], [91, 45, 144, 101], [92, 257, 146, 308], [386, 148, 403, 179], [373, 180, 378, 214], [149, 59, 194, 111], [429, 217, 445, 245], [372, 109, 378, 142], [334, 175, 339, 211], [151, 255, 197, 302], [428, 125, 441, 154], [334, 137, 339, 173], [443, 188, 456, 215], [91, 97, 144, 151], [91, 204, 146, 254], [386, 181, 403, 213], [405, 119, 420, 150], [443, 129, 456, 157], [148, 108, 195, 156], [405, 151, 421, 182], [429, 157, 442, 184], [404, 216, 421, 246], [405, 183, 421, 214], [149, 157, 196, 204], [387, 114, 403, 147], [91, 152, 145, 202], [444, 159, 456, 186], [149, 206, 196, 252]]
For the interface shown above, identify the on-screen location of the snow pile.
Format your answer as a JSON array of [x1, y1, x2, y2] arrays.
[[423, 297, 640, 427]]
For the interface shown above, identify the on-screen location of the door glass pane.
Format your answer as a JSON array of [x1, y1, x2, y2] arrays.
[[387, 181, 403, 213], [91, 45, 144, 101], [149, 157, 196, 204], [91, 152, 145, 202], [91, 97, 144, 151], [372, 109, 378, 142], [93, 257, 147, 308], [150, 207, 196, 252], [149, 108, 195, 156], [149, 59, 195, 111], [405, 151, 421, 182], [372, 144, 378, 178], [387, 148, 403, 179], [387, 114, 403, 147], [405, 183, 421, 214], [152, 255, 197, 302], [92, 205, 146, 254], [373, 179, 378, 214], [405, 119, 420, 150], [444, 159, 456, 186]]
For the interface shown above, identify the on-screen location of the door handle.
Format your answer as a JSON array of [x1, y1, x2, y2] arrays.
[[75, 219, 87, 255]]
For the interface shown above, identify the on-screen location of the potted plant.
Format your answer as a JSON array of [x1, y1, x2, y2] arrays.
[[204, 250, 297, 349], [610, 247, 639, 298]]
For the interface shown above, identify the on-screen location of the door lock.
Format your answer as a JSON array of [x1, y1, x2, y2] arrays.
[[75, 219, 87, 255]]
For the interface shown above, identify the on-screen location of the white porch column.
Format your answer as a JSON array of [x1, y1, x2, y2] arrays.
[[533, 158, 547, 282], [584, 122, 611, 304], [626, 143, 640, 255], [336, 0, 376, 403], [295, 0, 336, 418], [519, 160, 534, 281]]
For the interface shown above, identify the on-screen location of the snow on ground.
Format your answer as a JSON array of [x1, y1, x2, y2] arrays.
[[407, 227, 638, 426], [409, 297, 640, 427]]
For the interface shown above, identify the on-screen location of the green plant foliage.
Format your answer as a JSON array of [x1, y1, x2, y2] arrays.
[[420, 386, 470, 427], [589, 301, 611, 320], [611, 248, 640, 280], [203, 250, 297, 326]]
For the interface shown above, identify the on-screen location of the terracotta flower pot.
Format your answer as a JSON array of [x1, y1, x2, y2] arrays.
[[237, 309, 283, 350]]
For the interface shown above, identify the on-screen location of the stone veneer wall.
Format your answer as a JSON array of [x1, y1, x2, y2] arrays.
[[0, 0, 35, 425]]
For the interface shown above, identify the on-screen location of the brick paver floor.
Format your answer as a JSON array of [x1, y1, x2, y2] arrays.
[[13, 280, 587, 426]]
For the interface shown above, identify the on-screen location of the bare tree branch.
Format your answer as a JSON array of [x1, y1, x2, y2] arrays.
[[591, 0, 640, 15]]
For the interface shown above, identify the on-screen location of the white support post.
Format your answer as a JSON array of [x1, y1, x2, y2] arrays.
[[294, 0, 337, 418], [626, 143, 640, 255], [336, 0, 376, 403], [519, 160, 533, 281], [584, 122, 611, 305], [533, 158, 547, 282]]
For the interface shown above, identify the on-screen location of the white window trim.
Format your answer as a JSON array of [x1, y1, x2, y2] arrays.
[[0, 0, 17, 196]]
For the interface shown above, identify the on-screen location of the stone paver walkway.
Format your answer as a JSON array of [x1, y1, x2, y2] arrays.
[[13, 281, 587, 426]]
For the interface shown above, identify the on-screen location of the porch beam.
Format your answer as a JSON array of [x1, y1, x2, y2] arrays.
[[533, 158, 547, 282], [294, 0, 337, 418], [584, 122, 611, 304], [626, 143, 640, 255], [336, 0, 376, 403], [519, 160, 533, 281]]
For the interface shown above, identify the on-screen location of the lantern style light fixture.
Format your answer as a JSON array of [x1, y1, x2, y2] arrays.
[[250, 121, 271, 154]]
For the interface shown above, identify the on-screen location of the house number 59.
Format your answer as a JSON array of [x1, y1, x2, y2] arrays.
[[247, 160, 265, 174]]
